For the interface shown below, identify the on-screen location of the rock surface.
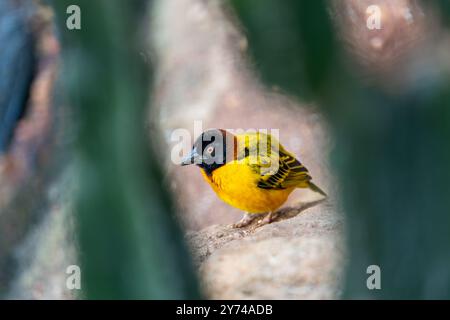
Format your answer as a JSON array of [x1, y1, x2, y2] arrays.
[[187, 200, 344, 299]]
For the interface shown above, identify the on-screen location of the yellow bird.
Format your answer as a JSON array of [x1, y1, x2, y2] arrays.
[[181, 129, 326, 227]]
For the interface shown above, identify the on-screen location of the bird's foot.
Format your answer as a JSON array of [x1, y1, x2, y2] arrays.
[[232, 213, 264, 228], [258, 211, 275, 226]]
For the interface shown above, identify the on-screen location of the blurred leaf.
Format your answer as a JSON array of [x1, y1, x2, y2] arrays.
[[231, 0, 337, 99], [436, 0, 450, 27], [51, 0, 200, 299], [232, 0, 450, 298]]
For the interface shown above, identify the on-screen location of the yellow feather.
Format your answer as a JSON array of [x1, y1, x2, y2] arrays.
[[201, 164, 294, 213]]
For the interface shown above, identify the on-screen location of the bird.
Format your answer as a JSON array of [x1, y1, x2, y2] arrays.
[[181, 129, 327, 228]]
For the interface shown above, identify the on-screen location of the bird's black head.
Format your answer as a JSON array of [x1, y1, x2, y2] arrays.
[[181, 129, 235, 175]]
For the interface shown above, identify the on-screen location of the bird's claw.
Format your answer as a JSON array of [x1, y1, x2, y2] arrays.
[[232, 213, 263, 228], [232, 212, 276, 228], [258, 211, 274, 226]]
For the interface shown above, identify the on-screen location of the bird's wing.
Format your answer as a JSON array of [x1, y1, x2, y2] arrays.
[[256, 145, 312, 190], [235, 132, 311, 190]]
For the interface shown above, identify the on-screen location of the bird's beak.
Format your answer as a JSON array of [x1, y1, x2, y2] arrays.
[[181, 148, 202, 166]]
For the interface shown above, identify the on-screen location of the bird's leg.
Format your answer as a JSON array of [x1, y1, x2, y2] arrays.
[[260, 211, 275, 226], [232, 212, 264, 228]]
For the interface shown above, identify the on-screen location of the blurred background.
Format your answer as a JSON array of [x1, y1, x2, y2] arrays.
[[0, 0, 449, 299]]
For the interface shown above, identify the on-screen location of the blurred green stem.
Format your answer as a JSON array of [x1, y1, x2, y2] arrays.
[[232, 0, 450, 298], [51, 0, 200, 299]]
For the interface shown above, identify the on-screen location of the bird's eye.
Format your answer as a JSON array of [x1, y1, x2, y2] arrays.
[[206, 145, 214, 154]]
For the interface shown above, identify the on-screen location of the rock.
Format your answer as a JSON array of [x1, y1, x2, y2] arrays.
[[187, 200, 345, 299]]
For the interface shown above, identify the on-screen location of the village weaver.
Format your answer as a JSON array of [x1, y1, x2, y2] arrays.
[[181, 129, 326, 228]]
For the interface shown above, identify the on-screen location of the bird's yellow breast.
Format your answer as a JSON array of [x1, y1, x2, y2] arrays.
[[201, 161, 294, 213]]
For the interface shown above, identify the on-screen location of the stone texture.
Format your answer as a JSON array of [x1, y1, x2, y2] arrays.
[[187, 201, 345, 299]]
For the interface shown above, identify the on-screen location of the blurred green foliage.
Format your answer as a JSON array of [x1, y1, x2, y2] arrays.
[[232, 0, 450, 298], [231, 0, 339, 100], [438, 0, 450, 27], [51, 0, 200, 299]]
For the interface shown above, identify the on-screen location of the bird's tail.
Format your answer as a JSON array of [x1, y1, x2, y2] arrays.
[[308, 181, 327, 197]]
